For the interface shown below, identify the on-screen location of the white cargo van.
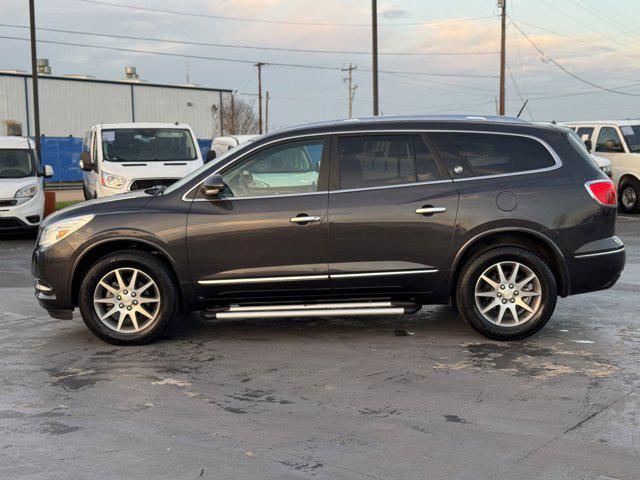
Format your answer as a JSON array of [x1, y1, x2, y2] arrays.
[[0, 136, 53, 231], [80, 123, 204, 198], [564, 120, 640, 213], [206, 135, 258, 162]]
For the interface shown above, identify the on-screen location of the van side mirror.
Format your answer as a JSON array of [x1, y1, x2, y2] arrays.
[[583, 139, 592, 151], [201, 173, 225, 197], [42, 165, 54, 178], [79, 152, 94, 171], [205, 150, 216, 163]]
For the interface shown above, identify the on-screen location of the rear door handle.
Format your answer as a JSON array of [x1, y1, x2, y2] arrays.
[[290, 215, 321, 224], [415, 206, 447, 215]]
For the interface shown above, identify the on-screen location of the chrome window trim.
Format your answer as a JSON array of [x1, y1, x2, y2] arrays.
[[574, 246, 625, 258], [198, 269, 438, 285], [182, 129, 562, 202]]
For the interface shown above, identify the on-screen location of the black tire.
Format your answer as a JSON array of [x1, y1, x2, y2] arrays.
[[456, 246, 557, 340], [78, 250, 178, 345], [82, 184, 91, 201], [619, 178, 640, 214]]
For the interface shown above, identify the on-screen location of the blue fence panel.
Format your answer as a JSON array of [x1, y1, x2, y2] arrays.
[[36, 136, 212, 183]]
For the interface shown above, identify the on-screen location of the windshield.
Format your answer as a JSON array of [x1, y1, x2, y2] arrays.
[[163, 138, 258, 195], [102, 128, 198, 162], [620, 125, 640, 153], [0, 149, 35, 178]]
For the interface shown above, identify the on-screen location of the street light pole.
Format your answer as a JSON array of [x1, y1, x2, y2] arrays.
[[371, 0, 379, 116], [499, 0, 506, 115], [28, 0, 41, 157]]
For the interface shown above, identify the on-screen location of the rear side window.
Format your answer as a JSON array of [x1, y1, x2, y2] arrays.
[[446, 132, 556, 176], [595, 127, 624, 153], [338, 135, 441, 190]]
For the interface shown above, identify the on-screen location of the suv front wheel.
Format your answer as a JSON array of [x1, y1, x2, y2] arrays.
[[78, 250, 178, 345], [456, 247, 557, 340]]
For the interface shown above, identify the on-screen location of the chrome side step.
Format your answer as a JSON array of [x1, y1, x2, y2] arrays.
[[205, 300, 420, 320]]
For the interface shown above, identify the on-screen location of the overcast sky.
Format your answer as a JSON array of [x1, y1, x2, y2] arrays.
[[2, 0, 639, 129]]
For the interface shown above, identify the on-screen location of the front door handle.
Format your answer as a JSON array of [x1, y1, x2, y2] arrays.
[[290, 215, 321, 224], [415, 206, 447, 215]]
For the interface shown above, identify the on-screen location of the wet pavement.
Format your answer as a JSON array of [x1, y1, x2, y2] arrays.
[[1, 218, 639, 479]]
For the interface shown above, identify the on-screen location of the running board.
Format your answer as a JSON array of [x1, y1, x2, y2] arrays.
[[204, 300, 420, 320]]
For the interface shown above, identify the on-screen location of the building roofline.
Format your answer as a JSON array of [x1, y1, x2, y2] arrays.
[[0, 70, 233, 93]]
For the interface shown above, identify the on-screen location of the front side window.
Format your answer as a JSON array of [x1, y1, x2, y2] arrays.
[[620, 125, 640, 153], [446, 132, 556, 176], [338, 135, 440, 190], [221, 139, 324, 198], [0, 149, 35, 179], [102, 128, 197, 162], [595, 127, 624, 153]]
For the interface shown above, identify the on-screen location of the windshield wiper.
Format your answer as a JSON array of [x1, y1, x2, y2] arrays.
[[145, 185, 168, 196]]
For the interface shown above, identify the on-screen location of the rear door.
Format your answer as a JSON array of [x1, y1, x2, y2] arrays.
[[187, 136, 331, 301], [327, 133, 458, 295]]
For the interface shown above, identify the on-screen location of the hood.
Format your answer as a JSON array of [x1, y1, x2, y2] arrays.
[[101, 160, 203, 180], [42, 190, 152, 228], [0, 177, 37, 198], [591, 154, 611, 168]]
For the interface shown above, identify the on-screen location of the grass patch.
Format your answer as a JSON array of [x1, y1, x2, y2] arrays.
[[55, 200, 82, 211]]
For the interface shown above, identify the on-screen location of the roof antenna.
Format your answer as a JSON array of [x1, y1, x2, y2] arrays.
[[516, 99, 529, 118]]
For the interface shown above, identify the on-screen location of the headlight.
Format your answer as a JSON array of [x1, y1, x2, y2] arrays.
[[601, 165, 612, 177], [14, 184, 38, 198], [101, 171, 126, 189], [39, 214, 94, 248]]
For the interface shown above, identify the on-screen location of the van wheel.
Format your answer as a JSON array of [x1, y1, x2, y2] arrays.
[[82, 185, 91, 200], [619, 178, 640, 214], [456, 247, 557, 340], [78, 250, 178, 345]]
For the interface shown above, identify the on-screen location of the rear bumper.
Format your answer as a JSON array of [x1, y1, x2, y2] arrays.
[[569, 246, 625, 295]]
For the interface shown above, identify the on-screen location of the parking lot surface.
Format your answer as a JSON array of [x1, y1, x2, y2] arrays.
[[1, 218, 639, 480]]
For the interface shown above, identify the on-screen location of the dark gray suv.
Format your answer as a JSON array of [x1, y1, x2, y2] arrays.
[[32, 115, 625, 344]]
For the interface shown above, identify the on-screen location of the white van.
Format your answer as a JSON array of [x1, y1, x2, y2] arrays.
[[206, 135, 258, 163], [80, 123, 204, 198], [563, 120, 640, 213], [0, 136, 53, 232]]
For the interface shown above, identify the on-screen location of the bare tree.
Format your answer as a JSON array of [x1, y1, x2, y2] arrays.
[[223, 96, 259, 135]]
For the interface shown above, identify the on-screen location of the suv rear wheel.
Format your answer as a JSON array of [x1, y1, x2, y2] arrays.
[[456, 247, 557, 340], [619, 177, 640, 214], [78, 250, 178, 345]]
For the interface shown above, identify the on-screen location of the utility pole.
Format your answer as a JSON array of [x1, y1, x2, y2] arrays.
[[342, 64, 358, 118], [230, 93, 236, 134], [255, 62, 264, 134], [371, 0, 379, 116], [498, 0, 506, 115], [28, 0, 41, 157], [265, 91, 270, 133]]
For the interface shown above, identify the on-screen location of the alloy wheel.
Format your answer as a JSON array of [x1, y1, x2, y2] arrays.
[[93, 267, 161, 334], [474, 261, 542, 327]]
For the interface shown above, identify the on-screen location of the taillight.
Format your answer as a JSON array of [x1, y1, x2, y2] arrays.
[[585, 180, 617, 206]]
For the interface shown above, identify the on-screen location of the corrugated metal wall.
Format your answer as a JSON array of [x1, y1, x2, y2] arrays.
[[0, 73, 232, 139]]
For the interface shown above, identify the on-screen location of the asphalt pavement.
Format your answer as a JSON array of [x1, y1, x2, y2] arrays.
[[1, 218, 639, 479]]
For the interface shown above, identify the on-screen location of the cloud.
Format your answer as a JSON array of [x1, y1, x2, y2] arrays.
[[380, 9, 410, 20]]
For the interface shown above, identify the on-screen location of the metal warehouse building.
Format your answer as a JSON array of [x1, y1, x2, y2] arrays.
[[0, 69, 233, 181]]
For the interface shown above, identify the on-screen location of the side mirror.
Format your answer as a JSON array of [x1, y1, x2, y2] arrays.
[[584, 139, 592, 151], [42, 165, 54, 178], [205, 150, 216, 163], [200, 173, 225, 197], [79, 152, 94, 171]]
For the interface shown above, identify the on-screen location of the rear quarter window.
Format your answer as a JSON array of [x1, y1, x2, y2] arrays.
[[446, 132, 556, 176]]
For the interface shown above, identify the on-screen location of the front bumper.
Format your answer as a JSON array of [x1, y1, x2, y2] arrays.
[[0, 194, 44, 230], [32, 239, 76, 317]]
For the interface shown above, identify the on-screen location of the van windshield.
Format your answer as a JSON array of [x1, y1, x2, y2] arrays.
[[102, 128, 198, 162], [620, 125, 640, 153], [0, 149, 35, 178]]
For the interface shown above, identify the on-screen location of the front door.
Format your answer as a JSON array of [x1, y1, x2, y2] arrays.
[[328, 133, 458, 295], [187, 136, 331, 301], [594, 126, 626, 186]]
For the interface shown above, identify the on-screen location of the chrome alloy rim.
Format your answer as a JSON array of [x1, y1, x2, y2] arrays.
[[93, 268, 161, 334], [474, 261, 542, 327], [622, 186, 637, 209]]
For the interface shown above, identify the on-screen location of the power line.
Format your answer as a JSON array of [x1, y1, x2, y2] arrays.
[[0, 35, 497, 79], [569, 0, 640, 42], [537, 0, 638, 54], [74, 0, 495, 28], [0, 23, 497, 57], [511, 22, 640, 97]]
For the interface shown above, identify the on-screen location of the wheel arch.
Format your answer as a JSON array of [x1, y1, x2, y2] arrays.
[[618, 173, 640, 188], [449, 228, 570, 299], [70, 237, 190, 309]]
